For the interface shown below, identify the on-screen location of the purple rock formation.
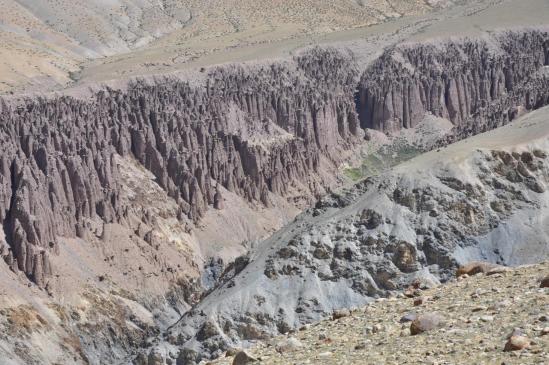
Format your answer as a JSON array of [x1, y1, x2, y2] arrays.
[[0, 49, 360, 286], [357, 30, 549, 138], [1, 30, 548, 288]]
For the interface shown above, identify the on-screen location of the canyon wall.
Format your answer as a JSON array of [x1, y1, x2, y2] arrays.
[[357, 30, 549, 137], [1, 30, 549, 289], [0, 49, 360, 286], [0, 27, 549, 365]]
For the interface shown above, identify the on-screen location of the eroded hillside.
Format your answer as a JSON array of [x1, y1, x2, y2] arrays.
[[157, 106, 549, 362], [2, 30, 548, 291], [0, 25, 548, 365]]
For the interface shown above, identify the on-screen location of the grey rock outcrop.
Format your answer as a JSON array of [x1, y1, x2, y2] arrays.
[[162, 111, 549, 360]]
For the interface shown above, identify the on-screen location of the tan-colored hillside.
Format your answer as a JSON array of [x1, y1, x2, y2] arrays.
[[0, 0, 439, 93]]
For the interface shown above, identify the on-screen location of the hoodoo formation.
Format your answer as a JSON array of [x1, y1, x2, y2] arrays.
[[0, 1, 548, 364], [2, 31, 549, 289]]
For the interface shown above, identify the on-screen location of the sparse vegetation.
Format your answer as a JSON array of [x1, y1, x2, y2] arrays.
[[5, 306, 48, 334], [345, 141, 422, 181], [343, 167, 363, 181]]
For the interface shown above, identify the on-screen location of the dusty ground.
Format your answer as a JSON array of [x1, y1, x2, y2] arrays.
[[0, 0, 436, 94], [214, 261, 549, 364], [4, 0, 549, 94]]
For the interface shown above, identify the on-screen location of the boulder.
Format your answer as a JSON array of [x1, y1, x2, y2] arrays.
[[400, 313, 418, 323], [232, 351, 257, 365], [226, 348, 240, 357], [275, 337, 302, 353], [176, 348, 199, 365], [359, 209, 383, 229], [410, 312, 444, 335], [332, 308, 351, 320], [392, 243, 418, 273], [504, 336, 530, 351], [413, 297, 428, 306], [456, 262, 504, 277], [147, 349, 164, 365]]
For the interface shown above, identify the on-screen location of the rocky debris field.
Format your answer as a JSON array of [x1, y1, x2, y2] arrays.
[[213, 261, 549, 365]]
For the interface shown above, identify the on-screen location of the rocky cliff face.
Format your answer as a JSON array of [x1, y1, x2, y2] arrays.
[[1, 28, 549, 365], [357, 30, 549, 138], [1, 30, 549, 290], [0, 48, 361, 287]]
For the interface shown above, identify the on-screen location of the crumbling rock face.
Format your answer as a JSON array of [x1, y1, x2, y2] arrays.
[[0, 116, 117, 287], [0, 48, 361, 286], [357, 30, 549, 137], [1, 28, 549, 364], [2, 30, 548, 289]]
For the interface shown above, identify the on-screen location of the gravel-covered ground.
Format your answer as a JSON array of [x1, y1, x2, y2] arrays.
[[214, 261, 549, 364]]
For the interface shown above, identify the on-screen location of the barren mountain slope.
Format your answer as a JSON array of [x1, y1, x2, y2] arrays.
[[0, 0, 440, 93], [2, 0, 549, 95], [0, 26, 548, 364], [158, 106, 549, 362], [0, 2, 549, 364]]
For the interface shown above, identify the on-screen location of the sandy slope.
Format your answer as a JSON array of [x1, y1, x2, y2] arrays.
[[2, 0, 549, 95]]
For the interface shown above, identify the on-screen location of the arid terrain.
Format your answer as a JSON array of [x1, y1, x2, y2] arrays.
[[0, 1, 548, 365], [3, 0, 549, 94], [0, 0, 438, 94], [211, 261, 549, 365]]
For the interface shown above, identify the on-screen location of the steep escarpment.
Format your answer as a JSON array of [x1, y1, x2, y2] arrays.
[[2, 30, 549, 289], [0, 48, 361, 287], [0, 31, 549, 286], [357, 30, 549, 137]]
